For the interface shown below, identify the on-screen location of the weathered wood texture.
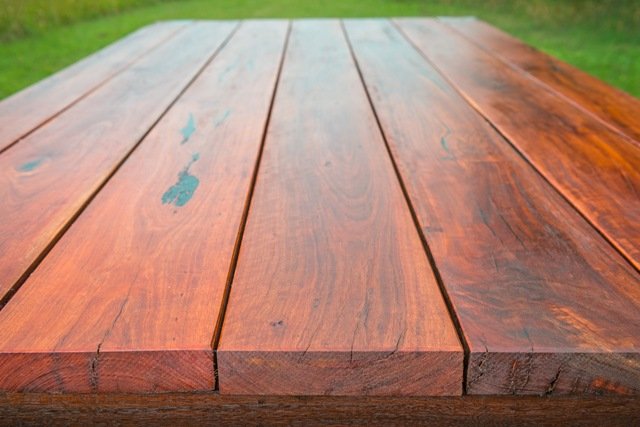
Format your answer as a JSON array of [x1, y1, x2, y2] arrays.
[[440, 17, 640, 145], [217, 20, 463, 396], [395, 18, 640, 271], [344, 19, 640, 395], [0, 21, 187, 153], [0, 22, 237, 306], [1, 393, 639, 426], [0, 21, 286, 393]]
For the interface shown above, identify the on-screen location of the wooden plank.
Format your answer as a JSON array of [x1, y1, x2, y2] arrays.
[[0, 22, 237, 307], [395, 18, 640, 271], [216, 20, 463, 396], [1, 393, 639, 426], [0, 21, 188, 153], [344, 19, 640, 395], [440, 17, 640, 144], [0, 20, 286, 393]]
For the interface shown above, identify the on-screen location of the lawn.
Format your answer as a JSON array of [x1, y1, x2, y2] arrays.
[[0, 0, 638, 99]]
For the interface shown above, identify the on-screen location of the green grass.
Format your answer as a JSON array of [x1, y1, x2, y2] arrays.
[[0, 0, 164, 40], [1, 0, 639, 99]]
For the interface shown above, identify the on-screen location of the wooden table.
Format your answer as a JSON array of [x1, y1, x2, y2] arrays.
[[1, 18, 639, 424]]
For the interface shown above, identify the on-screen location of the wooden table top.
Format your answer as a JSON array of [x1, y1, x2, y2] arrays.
[[0, 18, 639, 398]]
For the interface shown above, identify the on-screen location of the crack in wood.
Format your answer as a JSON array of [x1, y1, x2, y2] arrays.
[[545, 366, 562, 396]]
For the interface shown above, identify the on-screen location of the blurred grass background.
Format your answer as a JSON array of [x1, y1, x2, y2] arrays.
[[0, 0, 638, 99]]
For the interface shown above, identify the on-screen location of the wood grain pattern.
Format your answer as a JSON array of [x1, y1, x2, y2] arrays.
[[217, 20, 463, 396], [1, 17, 638, 404], [344, 19, 640, 395], [395, 18, 640, 271], [440, 17, 640, 145], [0, 21, 237, 306], [0, 21, 187, 153], [1, 393, 639, 426], [0, 20, 287, 393]]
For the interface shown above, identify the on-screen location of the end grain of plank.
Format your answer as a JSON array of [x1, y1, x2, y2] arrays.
[[440, 17, 640, 145], [0, 20, 287, 393], [395, 18, 640, 272], [0, 21, 237, 306], [0, 21, 188, 153], [217, 20, 463, 396]]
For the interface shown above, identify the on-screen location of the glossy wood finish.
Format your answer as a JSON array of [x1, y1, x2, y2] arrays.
[[440, 17, 640, 145], [0, 21, 286, 393], [345, 19, 640, 396], [217, 20, 463, 396], [0, 18, 638, 407], [0, 21, 187, 153], [1, 393, 639, 426], [395, 18, 640, 271], [0, 22, 237, 306]]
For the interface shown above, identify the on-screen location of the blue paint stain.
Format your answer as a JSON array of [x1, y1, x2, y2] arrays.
[[213, 109, 231, 127], [180, 113, 196, 144], [19, 158, 44, 172], [440, 125, 454, 160], [440, 136, 450, 153], [162, 153, 200, 207]]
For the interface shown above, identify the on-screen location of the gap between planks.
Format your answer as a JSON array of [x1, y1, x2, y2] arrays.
[[339, 18, 471, 395], [0, 22, 188, 156], [209, 20, 293, 391], [344, 18, 640, 396], [390, 18, 640, 276], [438, 17, 640, 149], [0, 19, 288, 394], [215, 19, 463, 396], [0, 21, 242, 310]]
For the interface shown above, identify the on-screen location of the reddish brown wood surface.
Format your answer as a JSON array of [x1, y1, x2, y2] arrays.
[[440, 17, 640, 145], [0, 20, 286, 393], [217, 20, 463, 396], [0, 22, 237, 306], [0, 18, 638, 401], [345, 19, 640, 395], [395, 18, 640, 272], [1, 393, 639, 426], [0, 21, 187, 153]]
